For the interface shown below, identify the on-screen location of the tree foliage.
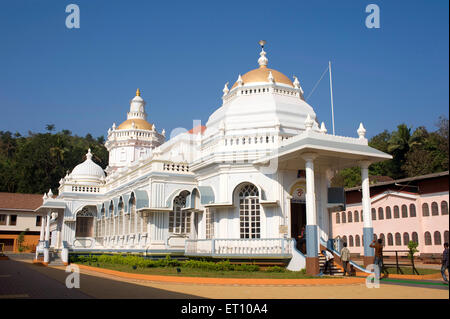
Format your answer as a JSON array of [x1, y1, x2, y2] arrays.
[[331, 116, 449, 188], [0, 126, 108, 194]]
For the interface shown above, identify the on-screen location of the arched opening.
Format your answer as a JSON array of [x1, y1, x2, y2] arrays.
[[238, 183, 260, 239], [347, 211, 352, 223], [354, 210, 359, 223], [409, 204, 416, 217], [395, 232, 401, 246], [441, 201, 448, 215], [434, 231, 442, 245], [371, 208, 376, 220], [403, 232, 410, 245], [169, 191, 191, 235], [401, 204, 408, 218], [386, 206, 392, 219], [394, 206, 400, 218], [118, 199, 124, 236], [387, 233, 393, 246], [378, 207, 384, 220], [355, 235, 361, 247], [422, 203, 430, 216], [424, 232, 432, 245], [129, 193, 137, 234], [335, 213, 340, 224], [75, 207, 95, 238], [412, 232, 419, 244], [431, 202, 439, 216]]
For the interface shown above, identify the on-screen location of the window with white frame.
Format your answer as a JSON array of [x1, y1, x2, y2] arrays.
[[169, 191, 191, 234], [239, 184, 260, 239], [205, 208, 214, 239]]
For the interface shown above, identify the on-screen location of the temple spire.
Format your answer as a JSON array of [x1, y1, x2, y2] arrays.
[[258, 40, 268, 68]]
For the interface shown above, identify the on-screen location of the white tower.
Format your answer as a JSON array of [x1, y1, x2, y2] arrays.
[[105, 89, 165, 172]]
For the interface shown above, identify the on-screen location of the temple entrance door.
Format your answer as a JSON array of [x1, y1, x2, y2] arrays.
[[291, 202, 306, 253]]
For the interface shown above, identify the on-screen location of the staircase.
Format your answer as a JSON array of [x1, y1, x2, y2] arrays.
[[48, 250, 66, 266], [319, 254, 344, 276]]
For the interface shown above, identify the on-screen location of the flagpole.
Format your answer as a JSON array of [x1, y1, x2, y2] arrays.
[[329, 61, 335, 135]]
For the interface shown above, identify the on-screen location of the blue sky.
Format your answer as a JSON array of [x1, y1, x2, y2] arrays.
[[0, 0, 448, 139]]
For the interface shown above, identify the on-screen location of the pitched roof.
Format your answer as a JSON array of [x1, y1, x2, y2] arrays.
[[0, 192, 44, 211]]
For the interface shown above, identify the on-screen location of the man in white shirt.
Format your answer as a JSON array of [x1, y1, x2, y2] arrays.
[[321, 249, 334, 275]]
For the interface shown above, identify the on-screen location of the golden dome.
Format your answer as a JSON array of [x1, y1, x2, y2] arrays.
[[231, 66, 294, 90], [117, 119, 153, 130]]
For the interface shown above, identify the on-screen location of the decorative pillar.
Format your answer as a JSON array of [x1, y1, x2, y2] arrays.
[[302, 153, 320, 275], [360, 160, 374, 266], [39, 215, 45, 241], [45, 212, 51, 241]]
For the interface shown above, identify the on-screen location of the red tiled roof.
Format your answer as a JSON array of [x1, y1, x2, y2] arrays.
[[187, 125, 206, 134], [0, 192, 43, 211]]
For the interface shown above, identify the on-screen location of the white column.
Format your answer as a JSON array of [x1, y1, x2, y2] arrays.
[[303, 153, 317, 226], [360, 160, 374, 258], [360, 161, 372, 228], [39, 215, 45, 241], [45, 212, 51, 241]]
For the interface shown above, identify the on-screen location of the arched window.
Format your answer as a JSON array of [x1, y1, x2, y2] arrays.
[[342, 235, 347, 244], [387, 233, 393, 246], [434, 231, 442, 245], [412, 232, 419, 244], [395, 232, 401, 246], [349, 235, 354, 247], [371, 208, 376, 220], [361, 211, 364, 222], [238, 184, 260, 239], [348, 211, 352, 223], [97, 206, 105, 238], [342, 212, 346, 223], [107, 202, 113, 237], [129, 195, 136, 234], [441, 201, 448, 215], [118, 200, 123, 236], [444, 231, 449, 244], [355, 235, 361, 247], [169, 191, 191, 234], [379, 233, 385, 246], [409, 204, 416, 217], [431, 202, 439, 216], [422, 203, 430, 216], [403, 232, 410, 245], [354, 211, 359, 223], [394, 206, 400, 218], [386, 206, 392, 219], [424, 232, 432, 245], [75, 207, 95, 238], [378, 207, 384, 220], [401, 204, 408, 218], [336, 213, 340, 224]]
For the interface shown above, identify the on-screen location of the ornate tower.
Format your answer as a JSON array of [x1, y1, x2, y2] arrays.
[[105, 89, 165, 173]]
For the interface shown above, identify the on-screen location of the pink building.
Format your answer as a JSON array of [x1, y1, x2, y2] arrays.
[[331, 171, 449, 257]]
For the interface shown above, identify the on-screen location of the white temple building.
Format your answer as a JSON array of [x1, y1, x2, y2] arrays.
[[35, 43, 391, 274]]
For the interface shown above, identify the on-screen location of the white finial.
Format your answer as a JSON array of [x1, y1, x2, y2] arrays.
[[48, 189, 53, 198], [237, 74, 243, 87], [268, 71, 274, 83], [223, 82, 229, 96], [162, 129, 165, 136], [305, 114, 314, 131], [86, 148, 92, 160], [108, 128, 111, 135], [357, 123, 366, 139], [320, 122, 327, 134], [43, 193, 48, 200], [258, 40, 268, 68], [112, 123, 116, 130], [293, 76, 304, 95], [152, 124, 156, 131]]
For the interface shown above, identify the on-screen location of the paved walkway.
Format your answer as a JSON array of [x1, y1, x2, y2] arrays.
[[1, 257, 448, 299]]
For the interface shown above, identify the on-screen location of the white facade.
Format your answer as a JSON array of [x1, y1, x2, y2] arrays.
[[35, 45, 392, 273]]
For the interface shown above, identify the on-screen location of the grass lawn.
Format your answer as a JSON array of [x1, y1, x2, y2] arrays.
[[76, 262, 338, 279], [383, 267, 440, 275]]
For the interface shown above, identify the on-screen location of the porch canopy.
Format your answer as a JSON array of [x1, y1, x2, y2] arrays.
[[253, 130, 391, 170]]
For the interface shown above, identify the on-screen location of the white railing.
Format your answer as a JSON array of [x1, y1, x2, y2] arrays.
[[185, 238, 292, 257]]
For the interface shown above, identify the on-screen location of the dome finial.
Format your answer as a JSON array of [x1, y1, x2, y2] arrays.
[[258, 40, 268, 68], [86, 148, 93, 160], [136, 88, 140, 96]]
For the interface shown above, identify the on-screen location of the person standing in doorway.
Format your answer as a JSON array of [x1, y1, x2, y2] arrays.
[[297, 226, 306, 253], [340, 242, 351, 276], [441, 242, 449, 284]]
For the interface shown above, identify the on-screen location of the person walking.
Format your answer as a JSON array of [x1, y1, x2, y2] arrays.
[[340, 242, 351, 276], [321, 249, 334, 275], [441, 242, 449, 284], [370, 238, 388, 279]]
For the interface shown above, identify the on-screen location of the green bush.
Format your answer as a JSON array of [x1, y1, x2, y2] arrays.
[[265, 266, 285, 272]]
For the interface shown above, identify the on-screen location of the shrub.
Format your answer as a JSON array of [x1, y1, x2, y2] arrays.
[[265, 266, 285, 272]]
